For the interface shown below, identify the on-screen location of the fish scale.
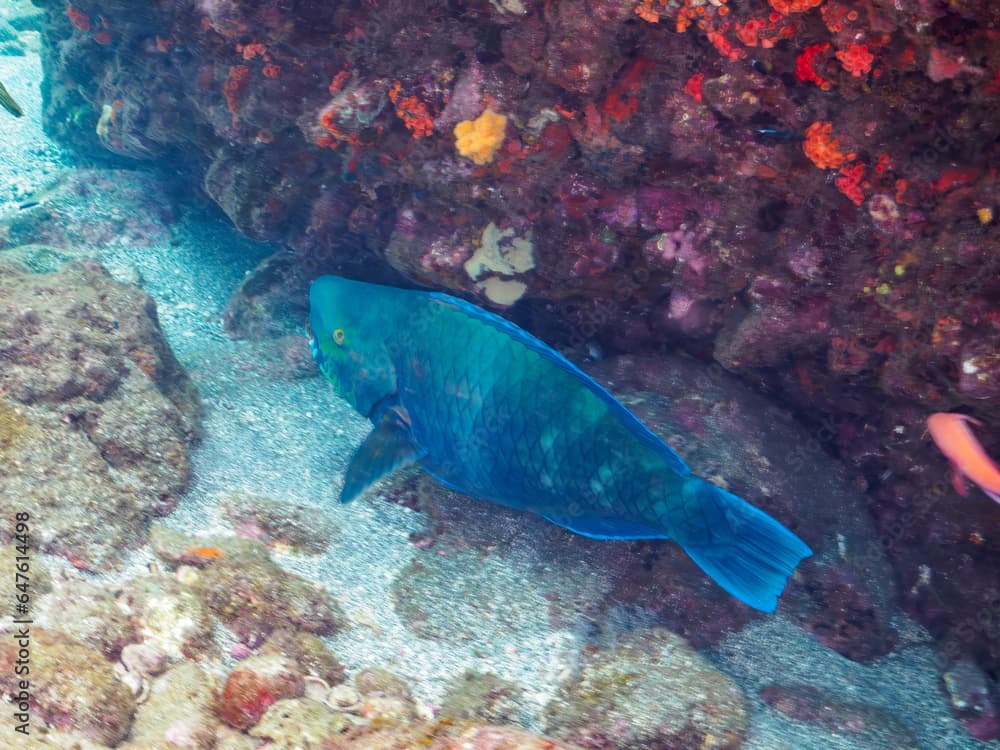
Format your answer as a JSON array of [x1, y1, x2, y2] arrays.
[[309, 276, 812, 612], [419, 318, 556, 504], [409, 297, 670, 516]]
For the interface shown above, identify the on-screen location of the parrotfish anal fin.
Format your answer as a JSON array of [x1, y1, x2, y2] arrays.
[[543, 514, 668, 540], [340, 407, 425, 504]]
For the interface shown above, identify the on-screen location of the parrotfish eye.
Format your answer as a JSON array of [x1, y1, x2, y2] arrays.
[[333, 328, 345, 346]]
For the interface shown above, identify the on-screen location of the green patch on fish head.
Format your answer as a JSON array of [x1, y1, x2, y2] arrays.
[[308, 275, 397, 417]]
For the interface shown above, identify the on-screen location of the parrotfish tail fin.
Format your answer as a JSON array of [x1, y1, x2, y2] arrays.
[[673, 479, 812, 613]]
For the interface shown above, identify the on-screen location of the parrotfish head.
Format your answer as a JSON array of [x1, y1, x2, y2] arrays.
[[307, 275, 397, 418]]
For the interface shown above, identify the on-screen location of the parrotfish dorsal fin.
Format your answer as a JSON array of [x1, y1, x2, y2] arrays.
[[340, 405, 425, 503]]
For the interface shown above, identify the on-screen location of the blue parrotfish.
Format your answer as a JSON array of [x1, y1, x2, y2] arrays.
[[308, 276, 812, 612]]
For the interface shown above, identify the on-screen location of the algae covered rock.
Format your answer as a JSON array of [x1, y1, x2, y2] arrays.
[[249, 698, 355, 749], [0, 243, 76, 273], [214, 725, 263, 750], [353, 668, 419, 727], [220, 653, 306, 730], [0, 259, 199, 569], [0, 542, 50, 594], [260, 629, 346, 686], [0, 398, 143, 570], [118, 573, 216, 661], [18, 729, 114, 750], [760, 683, 919, 750], [148, 523, 261, 565], [36, 578, 136, 658], [0, 628, 136, 746], [195, 538, 345, 643], [119, 642, 168, 679], [123, 662, 220, 750], [439, 670, 527, 726], [941, 658, 1000, 741], [429, 725, 587, 750], [149, 526, 345, 644], [219, 491, 337, 554], [354, 668, 413, 701], [293, 722, 585, 750], [0, 170, 175, 251], [544, 628, 748, 750]]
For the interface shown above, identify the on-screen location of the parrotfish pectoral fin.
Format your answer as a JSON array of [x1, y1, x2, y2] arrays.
[[542, 514, 668, 540], [340, 407, 425, 503], [676, 481, 812, 613]]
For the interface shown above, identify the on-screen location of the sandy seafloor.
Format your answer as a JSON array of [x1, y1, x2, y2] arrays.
[[2, 49, 996, 750]]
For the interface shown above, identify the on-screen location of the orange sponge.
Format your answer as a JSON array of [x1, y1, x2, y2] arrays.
[[454, 108, 507, 165]]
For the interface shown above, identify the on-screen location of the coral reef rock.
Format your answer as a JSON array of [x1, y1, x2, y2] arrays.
[[195, 538, 345, 644], [149, 525, 346, 645], [121, 662, 220, 750], [760, 682, 919, 749], [439, 670, 527, 726], [260, 629, 347, 687], [219, 491, 337, 554], [0, 169, 175, 252], [0, 628, 136, 745], [220, 653, 306, 730], [118, 572, 216, 661], [544, 627, 748, 750], [0, 259, 199, 569], [36, 578, 135, 659], [249, 698, 355, 749]]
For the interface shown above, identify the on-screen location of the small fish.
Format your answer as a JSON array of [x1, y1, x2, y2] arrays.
[[184, 546, 225, 560], [308, 277, 812, 612], [754, 128, 803, 142], [927, 412, 1000, 504], [18, 201, 39, 210], [0, 80, 23, 118]]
